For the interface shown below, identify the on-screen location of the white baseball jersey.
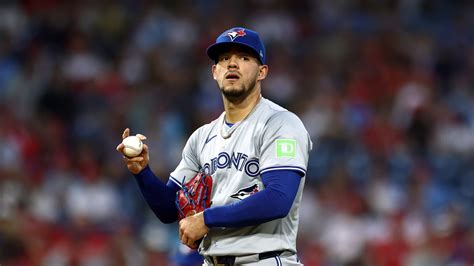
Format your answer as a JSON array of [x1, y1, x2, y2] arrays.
[[170, 97, 312, 256]]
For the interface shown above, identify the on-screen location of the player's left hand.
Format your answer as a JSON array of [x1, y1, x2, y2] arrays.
[[179, 211, 209, 249]]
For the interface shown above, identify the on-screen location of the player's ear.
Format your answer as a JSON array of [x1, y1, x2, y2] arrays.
[[257, 65, 268, 81], [211, 65, 217, 80]]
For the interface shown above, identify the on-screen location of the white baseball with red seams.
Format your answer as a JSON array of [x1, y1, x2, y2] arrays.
[[122, 136, 143, 157]]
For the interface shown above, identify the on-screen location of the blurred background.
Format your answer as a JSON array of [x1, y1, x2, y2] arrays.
[[1, 0, 474, 265]]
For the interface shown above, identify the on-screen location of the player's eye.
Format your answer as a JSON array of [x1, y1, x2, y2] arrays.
[[241, 56, 250, 61], [219, 56, 230, 62]]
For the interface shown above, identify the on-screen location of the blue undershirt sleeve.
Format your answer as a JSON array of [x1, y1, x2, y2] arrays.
[[133, 165, 181, 223], [203, 170, 302, 228]]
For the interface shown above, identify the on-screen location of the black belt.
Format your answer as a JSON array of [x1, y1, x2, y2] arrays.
[[207, 250, 284, 265]]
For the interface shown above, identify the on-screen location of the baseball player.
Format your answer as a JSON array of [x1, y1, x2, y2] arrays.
[[117, 27, 312, 265]]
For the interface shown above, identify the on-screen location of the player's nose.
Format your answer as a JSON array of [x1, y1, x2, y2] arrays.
[[227, 55, 239, 69]]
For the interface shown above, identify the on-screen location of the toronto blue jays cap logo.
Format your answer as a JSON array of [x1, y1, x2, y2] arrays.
[[206, 26, 266, 64], [226, 29, 246, 41]]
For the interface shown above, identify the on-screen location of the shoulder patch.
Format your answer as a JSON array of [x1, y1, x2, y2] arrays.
[[276, 139, 296, 158]]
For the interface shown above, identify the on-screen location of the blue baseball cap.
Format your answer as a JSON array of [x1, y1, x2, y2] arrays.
[[207, 27, 266, 64]]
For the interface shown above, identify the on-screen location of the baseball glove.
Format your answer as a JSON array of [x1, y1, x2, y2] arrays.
[[175, 172, 213, 220]]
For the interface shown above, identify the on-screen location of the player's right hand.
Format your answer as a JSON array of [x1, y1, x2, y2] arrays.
[[116, 128, 149, 174]]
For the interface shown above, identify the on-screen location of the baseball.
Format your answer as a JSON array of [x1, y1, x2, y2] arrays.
[[122, 135, 143, 157]]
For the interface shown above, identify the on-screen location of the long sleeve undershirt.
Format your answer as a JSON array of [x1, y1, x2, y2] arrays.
[[133, 166, 302, 227], [203, 170, 302, 227], [134, 165, 180, 223]]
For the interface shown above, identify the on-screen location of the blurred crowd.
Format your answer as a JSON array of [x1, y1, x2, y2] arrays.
[[1, 0, 474, 265]]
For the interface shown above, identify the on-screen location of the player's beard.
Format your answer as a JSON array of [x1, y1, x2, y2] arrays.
[[220, 74, 258, 104]]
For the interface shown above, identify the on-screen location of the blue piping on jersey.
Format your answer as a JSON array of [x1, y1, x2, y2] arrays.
[[275, 256, 282, 266], [260, 166, 306, 176], [169, 175, 184, 188]]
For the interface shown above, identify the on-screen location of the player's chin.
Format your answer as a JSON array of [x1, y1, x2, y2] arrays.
[[222, 88, 244, 99], [221, 84, 244, 95]]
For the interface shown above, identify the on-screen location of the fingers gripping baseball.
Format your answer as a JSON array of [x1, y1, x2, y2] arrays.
[[116, 128, 149, 174]]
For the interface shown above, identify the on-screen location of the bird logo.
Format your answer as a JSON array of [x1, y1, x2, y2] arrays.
[[230, 184, 259, 200], [226, 29, 246, 41]]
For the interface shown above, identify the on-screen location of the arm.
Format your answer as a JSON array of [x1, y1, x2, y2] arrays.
[[204, 169, 302, 227], [134, 166, 181, 223], [117, 128, 182, 223]]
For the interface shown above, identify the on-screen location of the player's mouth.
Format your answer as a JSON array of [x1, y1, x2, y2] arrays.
[[225, 72, 240, 80]]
